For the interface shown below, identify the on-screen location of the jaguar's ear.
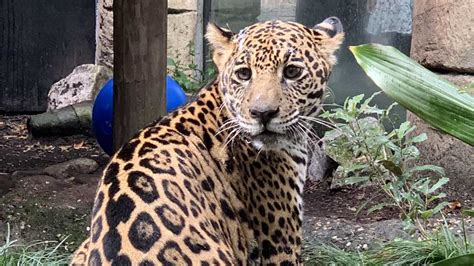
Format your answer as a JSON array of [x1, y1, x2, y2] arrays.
[[206, 23, 235, 71], [313, 17, 345, 65]]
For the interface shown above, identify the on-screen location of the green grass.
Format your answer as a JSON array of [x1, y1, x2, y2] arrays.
[[0, 225, 71, 266], [303, 241, 368, 265], [1, 221, 472, 265], [303, 224, 474, 265]]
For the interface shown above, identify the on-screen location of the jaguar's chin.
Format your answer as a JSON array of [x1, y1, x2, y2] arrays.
[[247, 130, 291, 151]]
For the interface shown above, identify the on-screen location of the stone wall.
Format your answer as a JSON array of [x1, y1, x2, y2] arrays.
[[168, 11, 198, 68], [409, 0, 474, 196], [95, 0, 200, 71]]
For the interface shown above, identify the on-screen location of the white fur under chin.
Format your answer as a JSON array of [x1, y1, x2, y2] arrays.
[[250, 136, 295, 151], [251, 139, 265, 150]]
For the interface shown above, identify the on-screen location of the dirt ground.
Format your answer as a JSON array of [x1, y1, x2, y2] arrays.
[[0, 115, 472, 253]]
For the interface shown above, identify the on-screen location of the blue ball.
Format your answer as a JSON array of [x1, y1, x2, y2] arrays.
[[92, 76, 188, 155]]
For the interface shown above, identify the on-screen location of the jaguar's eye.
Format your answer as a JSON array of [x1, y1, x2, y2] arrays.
[[236, 68, 252, 81], [283, 65, 303, 79]]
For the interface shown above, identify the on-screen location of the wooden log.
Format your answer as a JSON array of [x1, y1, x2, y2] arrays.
[[113, 0, 168, 152], [27, 101, 92, 137]]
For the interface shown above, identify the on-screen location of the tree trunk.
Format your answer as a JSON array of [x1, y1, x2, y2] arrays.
[[113, 0, 167, 152]]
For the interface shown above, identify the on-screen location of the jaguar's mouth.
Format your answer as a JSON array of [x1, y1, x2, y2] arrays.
[[246, 129, 287, 150], [252, 130, 281, 141]]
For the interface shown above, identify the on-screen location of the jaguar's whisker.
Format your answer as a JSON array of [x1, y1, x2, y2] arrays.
[[299, 115, 339, 131]]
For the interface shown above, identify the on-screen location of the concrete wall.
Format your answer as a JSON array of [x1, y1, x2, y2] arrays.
[[96, 0, 201, 71]]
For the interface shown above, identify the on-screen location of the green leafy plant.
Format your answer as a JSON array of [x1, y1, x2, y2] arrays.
[[167, 43, 217, 93], [432, 254, 474, 266], [321, 93, 449, 235], [304, 43, 474, 265], [350, 44, 474, 146]]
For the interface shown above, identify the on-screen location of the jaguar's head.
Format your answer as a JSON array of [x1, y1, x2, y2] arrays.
[[206, 17, 344, 150]]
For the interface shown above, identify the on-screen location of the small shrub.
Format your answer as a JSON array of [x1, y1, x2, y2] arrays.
[[321, 93, 449, 235]]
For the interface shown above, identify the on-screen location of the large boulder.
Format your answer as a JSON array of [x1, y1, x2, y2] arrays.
[[410, 0, 474, 198], [47, 64, 112, 111], [411, 0, 474, 73], [307, 143, 338, 183]]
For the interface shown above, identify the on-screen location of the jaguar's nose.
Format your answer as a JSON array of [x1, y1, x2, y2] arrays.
[[250, 107, 280, 125]]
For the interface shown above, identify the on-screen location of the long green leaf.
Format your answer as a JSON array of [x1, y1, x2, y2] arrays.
[[350, 44, 474, 146], [462, 209, 474, 217], [431, 253, 474, 266]]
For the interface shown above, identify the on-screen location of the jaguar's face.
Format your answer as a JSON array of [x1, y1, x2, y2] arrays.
[[206, 18, 344, 150]]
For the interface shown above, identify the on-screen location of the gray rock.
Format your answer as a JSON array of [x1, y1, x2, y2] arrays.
[[307, 143, 338, 182], [321, 117, 381, 189], [47, 64, 112, 111], [43, 158, 99, 179]]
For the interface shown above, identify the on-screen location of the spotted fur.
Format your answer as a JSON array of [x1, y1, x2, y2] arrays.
[[71, 17, 344, 265]]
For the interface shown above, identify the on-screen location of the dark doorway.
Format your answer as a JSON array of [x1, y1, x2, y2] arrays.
[[0, 0, 96, 113]]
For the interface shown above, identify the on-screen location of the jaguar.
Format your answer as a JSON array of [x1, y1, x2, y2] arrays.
[[71, 16, 344, 265]]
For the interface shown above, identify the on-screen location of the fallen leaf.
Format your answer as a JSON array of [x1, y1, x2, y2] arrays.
[[23, 145, 35, 153], [3, 135, 27, 140], [59, 145, 71, 152], [73, 141, 85, 149], [448, 200, 462, 210], [40, 144, 55, 152]]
